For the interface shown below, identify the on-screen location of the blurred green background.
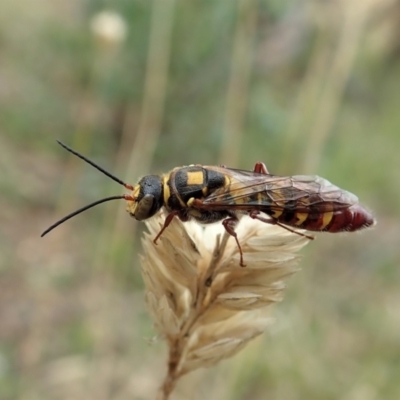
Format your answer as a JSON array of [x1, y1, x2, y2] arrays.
[[1, 0, 399, 399]]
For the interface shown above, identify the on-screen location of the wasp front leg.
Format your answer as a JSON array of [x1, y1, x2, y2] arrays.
[[153, 209, 191, 244], [222, 217, 246, 267], [253, 162, 269, 175], [153, 211, 179, 244]]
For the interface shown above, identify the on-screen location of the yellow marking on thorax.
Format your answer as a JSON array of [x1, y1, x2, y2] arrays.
[[257, 192, 263, 204], [202, 187, 208, 196], [162, 175, 171, 205], [187, 171, 204, 185], [294, 212, 308, 226]]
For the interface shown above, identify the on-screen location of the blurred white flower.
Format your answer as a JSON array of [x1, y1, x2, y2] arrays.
[[90, 11, 127, 46]]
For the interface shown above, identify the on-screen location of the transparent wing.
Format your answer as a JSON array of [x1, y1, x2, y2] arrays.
[[200, 167, 358, 213]]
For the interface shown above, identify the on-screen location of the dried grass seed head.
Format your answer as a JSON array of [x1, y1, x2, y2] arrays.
[[141, 212, 310, 374]]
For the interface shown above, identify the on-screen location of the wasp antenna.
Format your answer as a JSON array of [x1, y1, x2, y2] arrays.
[[56, 140, 134, 190], [41, 195, 131, 237]]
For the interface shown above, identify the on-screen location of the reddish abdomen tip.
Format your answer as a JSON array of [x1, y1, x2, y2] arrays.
[[328, 204, 375, 232]]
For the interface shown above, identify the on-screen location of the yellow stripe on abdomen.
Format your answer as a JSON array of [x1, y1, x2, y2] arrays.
[[321, 211, 334, 229], [294, 212, 308, 226], [271, 209, 283, 218]]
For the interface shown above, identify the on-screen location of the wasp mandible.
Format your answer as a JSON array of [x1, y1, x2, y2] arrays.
[[41, 141, 375, 266]]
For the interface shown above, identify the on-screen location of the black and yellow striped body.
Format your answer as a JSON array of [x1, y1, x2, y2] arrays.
[[162, 165, 234, 223], [126, 165, 373, 234]]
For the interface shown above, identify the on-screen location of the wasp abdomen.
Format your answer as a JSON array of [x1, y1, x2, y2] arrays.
[[275, 204, 374, 233], [325, 204, 374, 232]]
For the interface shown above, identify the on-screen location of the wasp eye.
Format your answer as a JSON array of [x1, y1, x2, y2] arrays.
[[134, 195, 155, 221]]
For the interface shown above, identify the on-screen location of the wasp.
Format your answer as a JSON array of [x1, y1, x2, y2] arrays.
[[42, 141, 375, 266]]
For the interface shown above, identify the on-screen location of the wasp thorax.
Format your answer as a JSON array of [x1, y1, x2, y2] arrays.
[[126, 175, 163, 221]]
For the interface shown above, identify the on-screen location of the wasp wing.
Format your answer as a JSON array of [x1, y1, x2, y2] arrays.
[[199, 167, 358, 213]]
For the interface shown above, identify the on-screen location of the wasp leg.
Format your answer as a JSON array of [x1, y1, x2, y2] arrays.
[[222, 217, 246, 267], [153, 210, 179, 244], [249, 210, 315, 240], [253, 162, 269, 175]]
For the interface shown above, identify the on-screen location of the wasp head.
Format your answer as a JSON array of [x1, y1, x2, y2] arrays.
[[41, 141, 166, 237], [126, 175, 163, 221]]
